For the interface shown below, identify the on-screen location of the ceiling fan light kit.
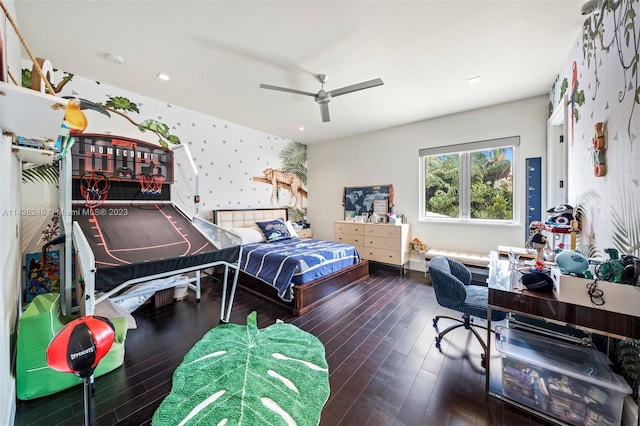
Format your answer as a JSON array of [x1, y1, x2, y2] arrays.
[[260, 74, 383, 122]]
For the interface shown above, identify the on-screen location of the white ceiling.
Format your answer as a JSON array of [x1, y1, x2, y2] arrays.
[[14, 1, 587, 144]]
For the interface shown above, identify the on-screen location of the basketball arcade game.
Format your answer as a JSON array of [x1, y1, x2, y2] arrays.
[[62, 134, 242, 322]]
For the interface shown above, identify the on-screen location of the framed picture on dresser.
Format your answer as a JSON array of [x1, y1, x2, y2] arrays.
[[373, 199, 389, 215], [343, 185, 393, 219]]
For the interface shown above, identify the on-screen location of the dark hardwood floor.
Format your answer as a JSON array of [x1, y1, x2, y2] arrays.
[[15, 267, 552, 426]]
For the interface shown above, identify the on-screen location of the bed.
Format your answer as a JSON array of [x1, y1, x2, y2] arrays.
[[212, 208, 369, 315]]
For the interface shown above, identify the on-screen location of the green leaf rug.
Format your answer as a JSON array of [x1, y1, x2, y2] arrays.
[[153, 312, 329, 426]]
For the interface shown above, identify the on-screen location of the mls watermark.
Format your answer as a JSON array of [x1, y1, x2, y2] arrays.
[[1, 208, 129, 217]]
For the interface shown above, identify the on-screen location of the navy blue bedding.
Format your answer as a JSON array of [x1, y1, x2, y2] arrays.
[[240, 238, 361, 302]]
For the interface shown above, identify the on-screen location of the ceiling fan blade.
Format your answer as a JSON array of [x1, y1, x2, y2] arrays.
[[319, 103, 330, 122], [328, 78, 384, 97], [259, 84, 316, 97]]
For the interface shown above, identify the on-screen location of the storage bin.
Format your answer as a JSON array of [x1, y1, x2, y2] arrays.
[[495, 327, 632, 426], [154, 288, 175, 308]]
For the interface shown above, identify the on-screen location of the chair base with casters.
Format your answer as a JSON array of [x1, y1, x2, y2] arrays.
[[433, 313, 490, 368], [428, 255, 506, 369]]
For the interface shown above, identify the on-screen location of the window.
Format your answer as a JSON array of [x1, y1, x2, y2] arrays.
[[419, 136, 519, 223]]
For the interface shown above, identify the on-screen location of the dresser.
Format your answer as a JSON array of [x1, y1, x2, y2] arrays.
[[334, 221, 410, 271]]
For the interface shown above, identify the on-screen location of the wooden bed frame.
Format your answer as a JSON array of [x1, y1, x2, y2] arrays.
[[212, 208, 370, 315]]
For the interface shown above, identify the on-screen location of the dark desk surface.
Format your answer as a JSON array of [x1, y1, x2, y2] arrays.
[[488, 252, 640, 340]]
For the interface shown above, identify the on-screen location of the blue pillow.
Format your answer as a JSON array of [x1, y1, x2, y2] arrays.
[[256, 219, 291, 242]]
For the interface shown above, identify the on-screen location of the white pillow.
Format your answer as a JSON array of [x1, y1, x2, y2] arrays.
[[95, 298, 137, 329], [230, 227, 266, 244], [285, 220, 299, 238]]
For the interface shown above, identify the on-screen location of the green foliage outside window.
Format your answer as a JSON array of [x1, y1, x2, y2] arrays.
[[424, 147, 513, 221], [424, 154, 459, 218]]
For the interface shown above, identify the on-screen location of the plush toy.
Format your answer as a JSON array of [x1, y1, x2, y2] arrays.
[[545, 204, 575, 231], [555, 250, 590, 275], [525, 221, 548, 263]]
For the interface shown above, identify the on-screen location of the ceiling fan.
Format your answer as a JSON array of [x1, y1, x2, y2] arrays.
[[259, 74, 384, 122]]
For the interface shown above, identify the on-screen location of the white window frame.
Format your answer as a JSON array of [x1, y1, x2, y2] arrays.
[[419, 136, 520, 224]]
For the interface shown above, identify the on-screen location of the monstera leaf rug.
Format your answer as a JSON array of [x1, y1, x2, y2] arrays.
[[152, 312, 329, 426]]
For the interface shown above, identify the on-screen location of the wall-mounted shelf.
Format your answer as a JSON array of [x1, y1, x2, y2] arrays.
[[0, 81, 66, 142], [11, 144, 55, 165]]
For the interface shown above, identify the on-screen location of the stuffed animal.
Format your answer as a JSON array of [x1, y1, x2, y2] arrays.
[[555, 250, 589, 275], [525, 221, 548, 263], [545, 204, 575, 230]]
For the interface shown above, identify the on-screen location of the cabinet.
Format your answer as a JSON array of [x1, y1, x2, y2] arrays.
[[296, 228, 313, 239], [334, 221, 409, 270]]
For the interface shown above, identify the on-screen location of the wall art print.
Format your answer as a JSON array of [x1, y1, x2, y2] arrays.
[[250, 141, 308, 222], [343, 185, 394, 219]]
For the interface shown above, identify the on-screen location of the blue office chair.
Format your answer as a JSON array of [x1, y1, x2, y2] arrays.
[[428, 256, 506, 367]]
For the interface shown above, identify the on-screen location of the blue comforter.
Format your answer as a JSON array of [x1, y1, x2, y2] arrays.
[[240, 238, 361, 302]]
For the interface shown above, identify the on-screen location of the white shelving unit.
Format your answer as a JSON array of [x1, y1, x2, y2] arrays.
[[0, 81, 66, 143], [11, 144, 55, 165], [1, 81, 68, 312]]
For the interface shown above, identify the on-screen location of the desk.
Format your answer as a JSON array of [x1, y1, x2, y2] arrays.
[[486, 251, 640, 423]]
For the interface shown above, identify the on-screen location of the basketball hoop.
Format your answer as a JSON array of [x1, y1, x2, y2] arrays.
[[80, 172, 110, 208], [139, 174, 165, 196]]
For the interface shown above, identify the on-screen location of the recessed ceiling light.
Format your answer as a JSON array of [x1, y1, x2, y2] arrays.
[[157, 73, 170, 81], [299, 127, 305, 131], [468, 76, 481, 84]]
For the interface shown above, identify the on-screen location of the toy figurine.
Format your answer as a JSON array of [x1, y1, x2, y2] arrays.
[[526, 221, 548, 263]]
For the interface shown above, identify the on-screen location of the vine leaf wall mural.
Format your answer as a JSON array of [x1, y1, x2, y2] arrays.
[[559, 62, 586, 146], [551, 0, 639, 259], [22, 65, 182, 147], [582, 0, 639, 148]]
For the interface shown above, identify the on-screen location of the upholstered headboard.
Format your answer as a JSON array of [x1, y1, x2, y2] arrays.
[[212, 208, 289, 229]]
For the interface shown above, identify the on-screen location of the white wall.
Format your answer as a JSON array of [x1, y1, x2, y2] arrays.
[[307, 95, 548, 268], [0, 136, 20, 426], [549, 0, 640, 258], [2, 1, 24, 423]]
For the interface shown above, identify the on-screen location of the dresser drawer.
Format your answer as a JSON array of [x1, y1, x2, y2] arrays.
[[335, 233, 365, 247], [361, 247, 403, 265], [364, 235, 402, 251], [296, 228, 313, 239], [364, 224, 403, 239], [334, 222, 365, 236]]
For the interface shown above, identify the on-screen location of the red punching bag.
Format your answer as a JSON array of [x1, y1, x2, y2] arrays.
[[47, 315, 115, 378]]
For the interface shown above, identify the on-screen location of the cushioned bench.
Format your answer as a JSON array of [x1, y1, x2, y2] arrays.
[[425, 249, 490, 284]]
